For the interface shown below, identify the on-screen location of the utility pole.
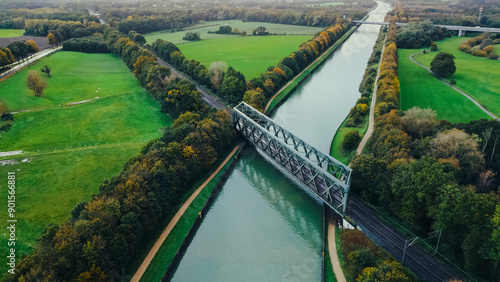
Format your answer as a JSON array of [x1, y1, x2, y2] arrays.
[[435, 229, 442, 255], [402, 237, 419, 265], [479, 6, 484, 22]]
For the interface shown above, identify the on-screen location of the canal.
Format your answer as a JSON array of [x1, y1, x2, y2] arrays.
[[170, 2, 391, 281]]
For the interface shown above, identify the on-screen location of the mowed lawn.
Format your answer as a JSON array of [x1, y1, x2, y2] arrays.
[[0, 51, 170, 272], [145, 20, 322, 45], [179, 36, 312, 79], [0, 29, 24, 38], [411, 36, 500, 118], [0, 52, 146, 111], [399, 48, 490, 123]]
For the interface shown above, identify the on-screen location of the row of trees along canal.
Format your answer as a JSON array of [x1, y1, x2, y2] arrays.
[[5, 26, 236, 281]]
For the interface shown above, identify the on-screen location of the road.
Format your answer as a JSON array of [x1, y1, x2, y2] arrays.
[[0, 47, 62, 79], [409, 52, 498, 121], [347, 196, 463, 281], [157, 59, 232, 115]]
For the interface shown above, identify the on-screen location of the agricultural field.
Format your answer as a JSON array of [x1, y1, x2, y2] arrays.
[[178, 36, 312, 79], [144, 20, 322, 45], [0, 29, 23, 38], [398, 40, 493, 123], [411, 36, 500, 118], [0, 51, 170, 270]]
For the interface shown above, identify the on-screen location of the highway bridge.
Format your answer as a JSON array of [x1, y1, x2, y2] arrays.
[[354, 20, 500, 36]]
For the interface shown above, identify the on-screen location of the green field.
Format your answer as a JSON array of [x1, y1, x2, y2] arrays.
[[0, 51, 169, 270], [145, 20, 322, 45], [410, 37, 500, 118], [178, 36, 311, 79], [0, 52, 146, 111], [0, 29, 23, 38], [399, 46, 491, 123]]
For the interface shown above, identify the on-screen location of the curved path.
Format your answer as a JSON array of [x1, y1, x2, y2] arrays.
[[131, 144, 241, 282], [409, 52, 499, 121], [356, 35, 386, 155], [328, 218, 346, 282]]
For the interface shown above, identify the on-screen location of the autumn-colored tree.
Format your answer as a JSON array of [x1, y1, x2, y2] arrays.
[[26, 70, 48, 97], [263, 78, 275, 94], [243, 90, 265, 112], [47, 33, 58, 47], [25, 39, 39, 55], [76, 264, 108, 282]]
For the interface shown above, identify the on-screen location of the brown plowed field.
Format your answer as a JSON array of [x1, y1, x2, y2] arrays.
[[0, 36, 51, 51]]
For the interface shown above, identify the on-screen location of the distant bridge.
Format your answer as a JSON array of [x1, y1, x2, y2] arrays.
[[353, 20, 500, 36], [233, 102, 352, 217]]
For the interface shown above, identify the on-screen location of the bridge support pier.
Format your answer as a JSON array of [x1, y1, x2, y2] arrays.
[[458, 30, 465, 37]]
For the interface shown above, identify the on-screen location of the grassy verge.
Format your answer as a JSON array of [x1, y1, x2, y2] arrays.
[[125, 144, 242, 282], [330, 118, 368, 165], [265, 25, 359, 114], [324, 244, 338, 282]]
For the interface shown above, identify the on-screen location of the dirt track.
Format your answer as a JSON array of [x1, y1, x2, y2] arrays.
[[0, 36, 51, 51]]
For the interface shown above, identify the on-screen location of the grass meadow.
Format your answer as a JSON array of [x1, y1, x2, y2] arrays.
[[398, 44, 492, 123], [0, 51, 169, 271], [144, 20, 322, 45], [178, 36, 312, 79], [410, 37, 500, 119], [0, 29, 24, 38]]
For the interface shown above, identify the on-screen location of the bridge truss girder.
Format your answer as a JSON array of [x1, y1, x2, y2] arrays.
[[233, 102, 352, 216]]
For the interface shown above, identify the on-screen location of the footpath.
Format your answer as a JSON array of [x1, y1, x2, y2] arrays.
[[131, 145, 241, 282]]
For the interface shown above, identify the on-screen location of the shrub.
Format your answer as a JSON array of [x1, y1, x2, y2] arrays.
[[471, 50, 488, 57], [430, 42, 437, 51], [342, 130, 361, 151], [489, 52, 499, 60]]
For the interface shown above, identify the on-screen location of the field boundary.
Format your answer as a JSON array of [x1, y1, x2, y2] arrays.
[[131, 143, 245, 282], [408, 52, 499, 120]]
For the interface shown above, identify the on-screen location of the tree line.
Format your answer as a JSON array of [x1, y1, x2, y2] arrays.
[[395, 20, 451, 49], [24, 18, 104, 40], [6, 26, 235, 281], [0, 7, 98, 30], [386, 1, 500, 28]]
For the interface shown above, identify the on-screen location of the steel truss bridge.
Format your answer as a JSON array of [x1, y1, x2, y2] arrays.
[[233, 102, 352, 217]]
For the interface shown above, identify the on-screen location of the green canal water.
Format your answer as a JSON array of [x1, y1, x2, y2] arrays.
[[170, 2, 390, 281]]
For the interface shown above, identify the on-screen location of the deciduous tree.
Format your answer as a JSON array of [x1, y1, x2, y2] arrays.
[[26, 70, 48, 97], [430, 52, 456, 78]]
